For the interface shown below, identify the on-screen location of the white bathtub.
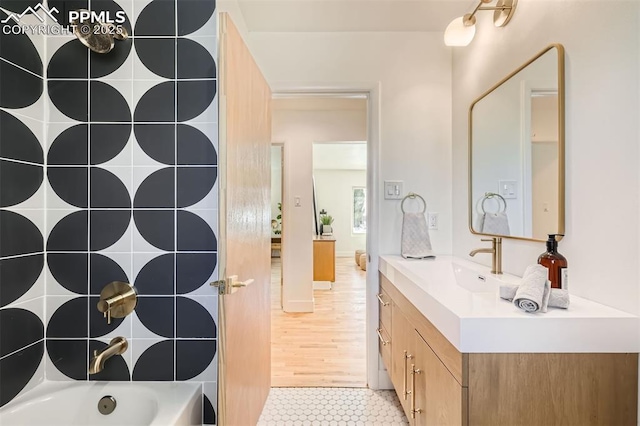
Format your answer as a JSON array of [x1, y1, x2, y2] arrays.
[[0, 381, 202, 425]]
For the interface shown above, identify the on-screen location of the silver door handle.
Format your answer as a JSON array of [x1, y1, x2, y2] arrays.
[[209, 276, 254, 294]]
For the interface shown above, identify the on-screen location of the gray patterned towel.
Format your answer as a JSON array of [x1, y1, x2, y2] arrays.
[[401, 212, 434, 259], [481, 212, 510, 235]]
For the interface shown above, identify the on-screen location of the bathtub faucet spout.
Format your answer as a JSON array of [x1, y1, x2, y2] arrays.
[[89, 337, 128, 374]]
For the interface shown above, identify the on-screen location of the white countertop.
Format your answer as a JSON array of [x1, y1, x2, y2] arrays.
[[379, 255, 639, 353]]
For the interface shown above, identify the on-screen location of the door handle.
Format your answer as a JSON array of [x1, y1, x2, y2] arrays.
[[228, 275, 254, 294], [210, 276, 255, 294], [411, 364, 422, 418], [376, 293, 389, 306], [403, 351, 413, 400], [376, 328, 389, 346]]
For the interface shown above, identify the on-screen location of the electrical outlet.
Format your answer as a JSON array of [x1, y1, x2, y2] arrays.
[[428, 212, 438, 230]]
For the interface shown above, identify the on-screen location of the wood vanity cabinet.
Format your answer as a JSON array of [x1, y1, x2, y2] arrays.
[[313, 237, 335, 282], [379, 273, 638, 426]]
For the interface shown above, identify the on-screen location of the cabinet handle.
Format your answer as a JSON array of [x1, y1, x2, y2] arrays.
[[376, 328, 389, 346], [403, 351, 413, 400], [411, 364, 422, 419], [376, 293, 389, 306]]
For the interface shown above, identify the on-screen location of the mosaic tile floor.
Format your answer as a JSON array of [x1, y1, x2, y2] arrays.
[[258, 387, 409, 425]]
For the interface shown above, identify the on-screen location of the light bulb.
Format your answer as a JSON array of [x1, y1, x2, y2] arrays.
[[444, 16, 476, 47]]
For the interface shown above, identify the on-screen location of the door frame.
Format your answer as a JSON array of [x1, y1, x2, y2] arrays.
[[271, 82, 387, 389]]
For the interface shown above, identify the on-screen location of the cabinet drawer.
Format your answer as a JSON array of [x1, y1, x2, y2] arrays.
[[377, 324, 392, 372], [377, 289, 392, 331]]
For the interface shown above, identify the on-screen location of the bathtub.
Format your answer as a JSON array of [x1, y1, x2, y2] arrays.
[[0, 381, 202, 425]]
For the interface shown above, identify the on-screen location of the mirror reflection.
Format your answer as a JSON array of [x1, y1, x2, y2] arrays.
[[470, 44, 565, 241]]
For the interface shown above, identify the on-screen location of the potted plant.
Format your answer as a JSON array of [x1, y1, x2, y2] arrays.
[[320, 214, 334, 236]]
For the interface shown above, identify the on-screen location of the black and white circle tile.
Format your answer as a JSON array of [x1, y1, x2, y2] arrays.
[[0, 0, 218, 421]]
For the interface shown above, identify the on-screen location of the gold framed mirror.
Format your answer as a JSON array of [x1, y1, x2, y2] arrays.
[[469, 43, 565, 242]]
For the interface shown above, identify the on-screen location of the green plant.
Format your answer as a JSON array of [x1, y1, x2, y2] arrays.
[[320, 214, 334, 226]]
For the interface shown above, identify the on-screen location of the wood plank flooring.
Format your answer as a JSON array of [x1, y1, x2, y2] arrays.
[[271, 257, 367, 387]]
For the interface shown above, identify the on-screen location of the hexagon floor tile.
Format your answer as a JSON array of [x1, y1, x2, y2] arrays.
[[257, 387, 409, 426]]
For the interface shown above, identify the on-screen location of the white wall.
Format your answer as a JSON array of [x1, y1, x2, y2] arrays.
[[272, 99, 367, 312], [314, 169, 367, 256], [452, 1, 640, 315], [248, 31, 453, 258]]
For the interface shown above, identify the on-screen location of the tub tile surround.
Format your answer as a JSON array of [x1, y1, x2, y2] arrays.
[[0, 0, 219, 422]]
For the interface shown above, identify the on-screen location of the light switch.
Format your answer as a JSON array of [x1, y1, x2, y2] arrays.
[[294, 197, 301, 207], [384, 181, 403, 200], [498, 180, 517, 199]]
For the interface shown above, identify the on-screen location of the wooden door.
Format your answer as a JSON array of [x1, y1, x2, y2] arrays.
[[414, 332, 464, 426], [391, 303, 415, 420], [217, 12, 272, 426]]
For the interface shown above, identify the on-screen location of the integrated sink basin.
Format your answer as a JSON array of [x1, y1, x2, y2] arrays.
[[379, 254, 639, 353], [392, 257, 518, 294]]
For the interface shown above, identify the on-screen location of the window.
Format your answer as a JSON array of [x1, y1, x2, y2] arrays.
[[352, 187, 366, 234]]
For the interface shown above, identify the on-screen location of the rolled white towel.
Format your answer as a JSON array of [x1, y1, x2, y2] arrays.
[[500, 283, 570, 309], [549, 289, 570, 309], [499, 283, 519, 301], [513, 265, 550, 313]]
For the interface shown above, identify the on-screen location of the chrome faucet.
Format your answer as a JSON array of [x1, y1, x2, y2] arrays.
[[469, 237, 502, 274], [89, 336, 128, 374]]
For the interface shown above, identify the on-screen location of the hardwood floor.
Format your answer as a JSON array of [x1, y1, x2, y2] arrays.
[[271, 256, 367, 387]]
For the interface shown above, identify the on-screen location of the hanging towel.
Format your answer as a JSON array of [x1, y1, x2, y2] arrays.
[[481, 212, 510, 235], [500, 283, 570, 309], [401, 212, 434, 259], [475, 213, 485, 233], [513, 264, 551, 313]]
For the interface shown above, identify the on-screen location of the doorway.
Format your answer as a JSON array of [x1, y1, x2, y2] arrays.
[[271, 144, 284, 309], [270, 95, 371, 388]]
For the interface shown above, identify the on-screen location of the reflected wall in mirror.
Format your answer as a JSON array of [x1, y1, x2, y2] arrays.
[[469, 44, 565, 242]]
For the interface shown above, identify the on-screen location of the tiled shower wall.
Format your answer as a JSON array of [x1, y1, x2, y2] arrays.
[[0, 1, 219, 423]]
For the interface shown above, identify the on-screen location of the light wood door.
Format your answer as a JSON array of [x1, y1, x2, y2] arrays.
[[414, 332, 465, 426], [391, 303, 415, 420], [218, 12, 272, 426]]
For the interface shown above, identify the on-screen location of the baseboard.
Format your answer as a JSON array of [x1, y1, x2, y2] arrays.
[[283, 298, 314, 313], [313, 281, 332, 290], [377, 369, 393, 390], [336, 251, 356, 258]]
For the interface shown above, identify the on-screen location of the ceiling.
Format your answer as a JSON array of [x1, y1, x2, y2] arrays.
[[235, 0, 470, 32]]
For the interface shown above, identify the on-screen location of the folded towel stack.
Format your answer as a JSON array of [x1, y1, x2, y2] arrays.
[[500, 270, 570, 309], [512, 265, 551, 313]]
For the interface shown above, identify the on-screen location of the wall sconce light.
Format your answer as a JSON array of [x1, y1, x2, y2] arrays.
[[444, 0, 517, 46]]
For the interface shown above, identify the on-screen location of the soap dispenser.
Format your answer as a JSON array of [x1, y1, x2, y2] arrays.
[[538, 234, 568, 289]]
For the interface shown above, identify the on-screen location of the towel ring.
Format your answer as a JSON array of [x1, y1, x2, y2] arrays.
[[480, 192, 507, 214], [401, 192, 427, 213]]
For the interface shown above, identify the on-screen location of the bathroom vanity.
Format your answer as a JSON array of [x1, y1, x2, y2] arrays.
[[378, 255, 639, 425]]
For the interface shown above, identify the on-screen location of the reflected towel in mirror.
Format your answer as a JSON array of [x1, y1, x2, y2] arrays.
[[480, 212, 510, 235]]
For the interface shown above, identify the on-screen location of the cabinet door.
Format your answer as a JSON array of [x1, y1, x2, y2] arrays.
[[414, 332, 464, 426], [391, 303, 415, 419]]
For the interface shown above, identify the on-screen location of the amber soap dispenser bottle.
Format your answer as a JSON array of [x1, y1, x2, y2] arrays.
[[538, 234, 568, 289]]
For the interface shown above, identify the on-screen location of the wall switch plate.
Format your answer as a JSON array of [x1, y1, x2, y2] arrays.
[[384, 180, 403, 200], [428, 212, 438, 230], [498, 180, 517, 199]]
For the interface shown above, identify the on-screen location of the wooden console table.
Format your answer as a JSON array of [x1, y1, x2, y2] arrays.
[[313, 236, 335, 282]]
